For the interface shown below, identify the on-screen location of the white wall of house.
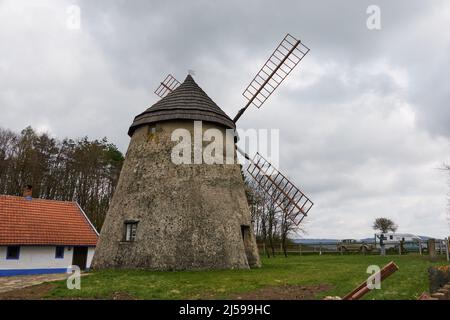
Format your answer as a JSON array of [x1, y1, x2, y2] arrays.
[[0, 246, 96, 275], [87, 247, 95, 268]]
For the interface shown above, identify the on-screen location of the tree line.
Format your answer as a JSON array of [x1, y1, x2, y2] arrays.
[[244, 177, 305, 257], [0, 126, 124, 230]]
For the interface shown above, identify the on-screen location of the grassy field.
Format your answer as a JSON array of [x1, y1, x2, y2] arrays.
[[47, 254, 449, 300]]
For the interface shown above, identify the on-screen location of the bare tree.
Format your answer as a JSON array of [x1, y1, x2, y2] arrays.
[[244, 173, 306, 258], [373, 217, 398, 234], [245, 178, 273, 257]]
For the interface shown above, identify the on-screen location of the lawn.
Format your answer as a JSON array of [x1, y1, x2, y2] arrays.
[[47, 254, 448, 300]]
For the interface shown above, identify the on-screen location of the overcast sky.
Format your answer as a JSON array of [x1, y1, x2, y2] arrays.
[[1, 0, 449, 239]]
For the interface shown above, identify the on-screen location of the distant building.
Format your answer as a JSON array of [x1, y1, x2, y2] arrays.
[[375, 233, 422, 243], [0, 187, 98, 276]]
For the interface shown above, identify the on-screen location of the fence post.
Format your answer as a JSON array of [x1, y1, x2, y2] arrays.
[[262, 242, 266, 256], [446, 237, 449, 262], [398, 242, 402, 256], [428, 239, 436, 260], [319, 243, 322, 256], [419, 240, 422, 255]]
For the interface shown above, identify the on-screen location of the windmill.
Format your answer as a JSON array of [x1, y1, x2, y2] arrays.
[[155, 34, 313, 227], [92, 33, 311, 271]]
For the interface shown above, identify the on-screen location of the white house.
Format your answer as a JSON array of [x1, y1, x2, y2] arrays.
[[0, 189, 98, 276]]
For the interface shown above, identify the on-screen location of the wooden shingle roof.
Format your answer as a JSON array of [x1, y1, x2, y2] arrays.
[[0, 195, 98, 246], [128, 75, 235, 136]]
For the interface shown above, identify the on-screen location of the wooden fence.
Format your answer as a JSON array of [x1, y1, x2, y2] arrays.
[[257, 238, 450, 257]]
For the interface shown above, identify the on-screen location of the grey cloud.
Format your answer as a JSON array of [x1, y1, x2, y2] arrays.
[[0, 0, 449, 238]]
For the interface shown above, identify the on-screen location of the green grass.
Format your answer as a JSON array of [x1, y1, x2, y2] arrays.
[[47, 254, 448, 300]]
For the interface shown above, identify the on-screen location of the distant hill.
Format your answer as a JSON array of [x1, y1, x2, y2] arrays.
[[293, 235, 438, 244], [292, 239, 339, 245]]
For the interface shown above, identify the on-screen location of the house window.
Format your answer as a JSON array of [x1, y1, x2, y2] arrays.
[[124, 221, 138, 242], [55, 246, 65, 259], [6, 246, 20, 260]]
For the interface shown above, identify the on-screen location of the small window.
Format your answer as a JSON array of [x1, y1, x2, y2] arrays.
[[390, 235, 393, 240], [55, 246, 65, 259], [147, 126, 158, 142], [124, 221, 138, 242], [6, 246, 20, 260]]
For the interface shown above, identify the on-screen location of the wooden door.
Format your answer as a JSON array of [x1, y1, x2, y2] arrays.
[[72, 246, 88, 270]]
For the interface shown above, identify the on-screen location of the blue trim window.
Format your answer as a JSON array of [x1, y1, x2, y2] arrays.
[[55, 246, 65, 259], [6, 246, 20, 260]]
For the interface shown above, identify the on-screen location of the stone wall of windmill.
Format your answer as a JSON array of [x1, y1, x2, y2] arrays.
[[92, 118, 261, 270]]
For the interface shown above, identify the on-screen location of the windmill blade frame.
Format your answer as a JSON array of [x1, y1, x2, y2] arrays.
[[233, 33, 310, 123], [154, 74, 181, 99], [245, 151, 313, 226]]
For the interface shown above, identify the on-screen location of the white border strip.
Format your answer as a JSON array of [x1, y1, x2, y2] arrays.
[[75, 201, 100, 236]]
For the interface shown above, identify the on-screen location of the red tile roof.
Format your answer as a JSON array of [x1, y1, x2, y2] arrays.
[[0, 195, 98, 246]]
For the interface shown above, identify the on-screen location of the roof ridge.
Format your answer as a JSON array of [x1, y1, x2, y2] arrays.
[[0, 194, 75, 204], [128, 74, 235, 136]]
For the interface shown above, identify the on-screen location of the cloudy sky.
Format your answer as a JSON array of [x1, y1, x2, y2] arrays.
[[1, 0, 449, 238]]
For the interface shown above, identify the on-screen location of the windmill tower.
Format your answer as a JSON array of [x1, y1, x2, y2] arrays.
[[92, 33, 312, 271]]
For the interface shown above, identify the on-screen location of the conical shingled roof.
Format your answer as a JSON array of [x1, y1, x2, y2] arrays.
[[128, 75, 235, 136]]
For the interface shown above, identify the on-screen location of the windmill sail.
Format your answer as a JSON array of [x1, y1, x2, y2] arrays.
[[233, 34, 310, 123], [154, 74, 181, 99], [246, 152, 313, 226]]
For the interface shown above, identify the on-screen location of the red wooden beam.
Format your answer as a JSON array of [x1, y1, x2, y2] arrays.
[[342, 261, 399, 300]]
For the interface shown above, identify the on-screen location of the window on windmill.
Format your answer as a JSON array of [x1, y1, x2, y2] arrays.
[[147, 125, 158, 142], [124, 221, 138, 242]]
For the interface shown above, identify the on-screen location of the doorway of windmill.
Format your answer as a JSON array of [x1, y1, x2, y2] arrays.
[[241, 225, 258, 267], [72, 246, 88, 270]]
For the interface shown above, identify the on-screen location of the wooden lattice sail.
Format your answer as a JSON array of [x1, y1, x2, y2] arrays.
[[154, 74, 181, 99], [247, 152, 313, 226], [235, 33, 313, 224], [233, 34, 310, 123]]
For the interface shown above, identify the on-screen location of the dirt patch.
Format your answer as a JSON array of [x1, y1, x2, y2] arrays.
[[231, 284, 333, 300], [110, 291, 137, 300], [0, 282, 56, 300], [0, 284, 137, 300], [0, 281, 330, 300]]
